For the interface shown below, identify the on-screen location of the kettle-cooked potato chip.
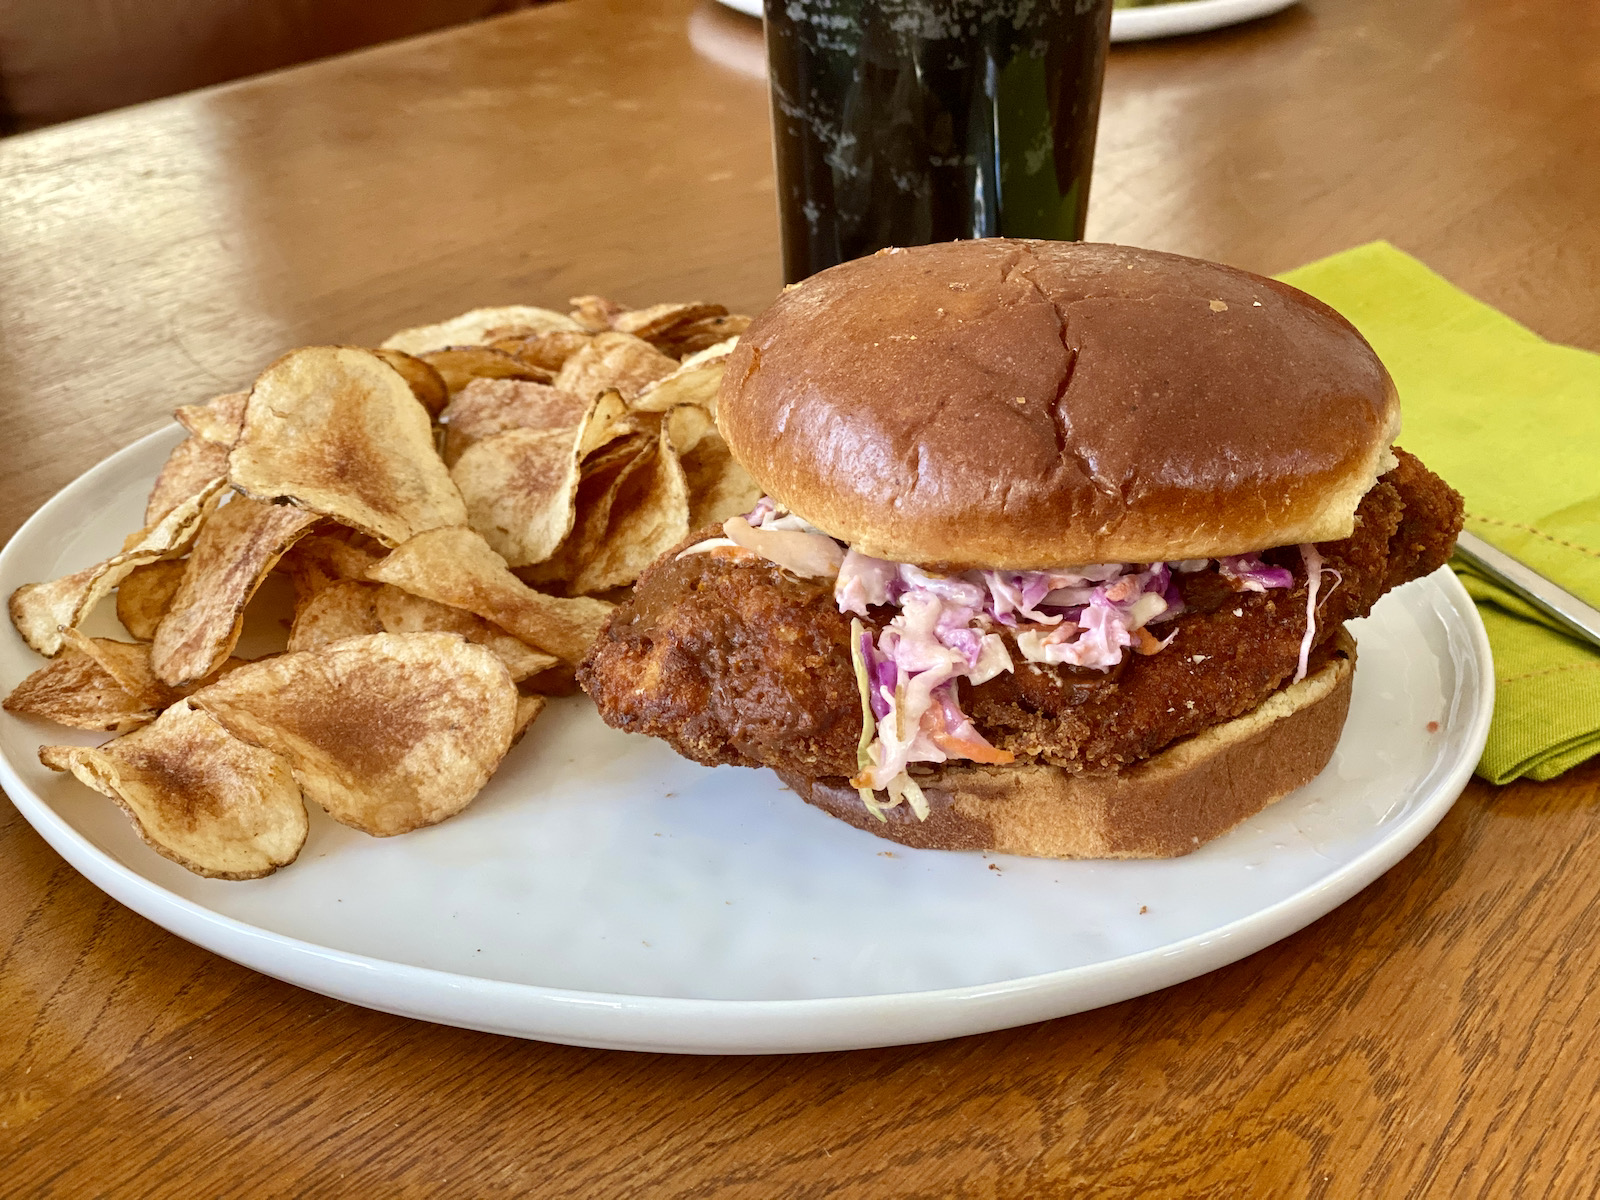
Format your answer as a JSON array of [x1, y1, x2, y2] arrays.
[[554, 332, 679, 403], [229, 346, 467, 547], [516, 433, 652, 589], [612, 302, 728, 344], [577, 389, 632, 459], [276, 525, 389, 603], [372, 348, 450, 418], [5, 645, 160, 732], [151, 497, 319, 687], [174, 392, 249, 447], [676, 423, 763, 531], [420, 346, 552, 397], [568, 294, 626, 333], [450, 387, 640, 568], [512, 692, 546, 744], [373, 587, 557, 681], [452, 427, 583, 568], [367, 526, 612, 664], [521, 662, 578, 697], [658, 313, 751, 358], [571, 425, 690, 594], [630, 339, 737, 414], [382, 306, 583, 356], [664, 403, 716, 456], [440, 378, 589, 467], [63, 630, 179, 707], [13, 629, 247, 727], [9, 479, 226, 657], [286, 579, 385, 651], [486, 329, 592, 373], [42, 699, 308, 879], [190, 632, 518, 837], [145, 435, 232, 527], [116, 559, 187, 641]]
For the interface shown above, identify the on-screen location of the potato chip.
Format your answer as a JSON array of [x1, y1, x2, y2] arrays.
[[367, 526, 613, 665], [146, 435, 232, 527], [568, 294, 626, 333], [578, 389, 632, 458], [631, 339, 737, 414], [680, 428, 763, 531], [9, 479, 225, 657], [373, 587, 557, 681], [116, 559, 187, 640], [152, 497, 319, 687], [4, 645, 158, 732], [190, 632, 517, 837], [286, 579, 384, 652], [612, 302, 727, 343], [521, 663, 579, 696], [451, 427, 583, 568], [440, 378, 589, 467], [381, 305, 583, 356], [554, 332, 679, 403], [42, 699, 307, 879], [372, 348, 450, 418], [229, 346, 467, 547], [571, 425, 690, 594], [174, 392, 249, 447], [450, 387, 639, 568], [664, 403, 716, 456], [659, 313, 751, 358], [512, 692, 546, 744], [579, 427, 654, 477], [515, 433, 652, 589], [487, 329, 592, 373], [64, 628, 245, 704], [276, 525, 388, 602], [61, 630, 174, 708], [420, 346, 552, 397]]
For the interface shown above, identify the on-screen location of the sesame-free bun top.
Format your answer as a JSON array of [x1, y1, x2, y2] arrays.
[[717, 240, 1401, 568]]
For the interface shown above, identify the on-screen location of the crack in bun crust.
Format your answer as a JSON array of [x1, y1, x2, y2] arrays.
[[719, 240, 1401, 568]]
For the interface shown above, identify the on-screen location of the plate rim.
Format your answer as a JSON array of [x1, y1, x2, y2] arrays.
[[1111, 0, 1301, 41], [707, 0, 1302, 41], [0, 426, 1494, 1053]]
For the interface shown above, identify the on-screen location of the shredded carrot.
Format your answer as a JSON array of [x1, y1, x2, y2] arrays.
[[1133, 627, 1165, 655], [929, 729, 1016, 765]]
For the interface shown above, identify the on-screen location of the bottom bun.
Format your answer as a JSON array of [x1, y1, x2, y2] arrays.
[[780, 629, 1356, 860]]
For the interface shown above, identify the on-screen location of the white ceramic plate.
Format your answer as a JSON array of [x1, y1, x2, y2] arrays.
[[1, 425, 1491, 1053], [710, 0, 1299, 43], [1111, 0, 1299, 41]]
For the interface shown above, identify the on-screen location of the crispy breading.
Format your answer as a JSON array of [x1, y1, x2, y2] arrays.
[[578, 451, 1462, 778]]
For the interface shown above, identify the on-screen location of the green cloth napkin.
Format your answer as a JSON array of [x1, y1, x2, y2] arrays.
[[1278, 242, 1600, 784]]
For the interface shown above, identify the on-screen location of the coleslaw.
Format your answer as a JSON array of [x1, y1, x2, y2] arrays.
[[682, 500, 1326, 821]]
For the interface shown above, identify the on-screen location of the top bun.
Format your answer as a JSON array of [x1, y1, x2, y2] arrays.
[[717, 240, 1400, 568]]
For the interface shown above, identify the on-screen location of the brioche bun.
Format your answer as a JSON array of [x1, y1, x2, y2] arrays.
[[719, 240, 1399, 568], [780, 630, 1356, 858]]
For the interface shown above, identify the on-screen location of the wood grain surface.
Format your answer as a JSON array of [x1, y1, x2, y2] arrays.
[[4, 0, 1599, 1194]]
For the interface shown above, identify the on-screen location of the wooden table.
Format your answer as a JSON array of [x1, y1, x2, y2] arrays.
[[4, 0, 1598, 1192]]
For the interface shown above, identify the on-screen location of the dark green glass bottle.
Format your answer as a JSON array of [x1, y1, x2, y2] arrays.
[[764, 0, 1113, 283]]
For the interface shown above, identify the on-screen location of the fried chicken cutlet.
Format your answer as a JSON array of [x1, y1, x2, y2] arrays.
[[579, 449, 1462, 780]]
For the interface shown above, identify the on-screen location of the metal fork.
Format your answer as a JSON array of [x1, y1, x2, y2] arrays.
[[1453, 530, 1600, 653]]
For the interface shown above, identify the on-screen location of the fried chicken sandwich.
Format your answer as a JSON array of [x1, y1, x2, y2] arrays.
[[579, 240, 1463, 858]]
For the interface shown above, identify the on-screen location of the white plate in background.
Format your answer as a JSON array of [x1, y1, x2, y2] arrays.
[[1112, 0, 1299, 42], [709, 0, 1300, 43], [0, 425, 1491, 1053]]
